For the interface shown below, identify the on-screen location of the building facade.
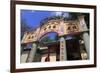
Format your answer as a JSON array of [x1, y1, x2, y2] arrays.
[[21, 15, 89, 63]]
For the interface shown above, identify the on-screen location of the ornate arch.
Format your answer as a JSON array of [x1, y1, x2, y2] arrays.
[[38, 31, 59, 42], [21, 16, 84, 44]]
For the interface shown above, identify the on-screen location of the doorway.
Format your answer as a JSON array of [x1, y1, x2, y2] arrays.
[[66, 38, 81, 60]]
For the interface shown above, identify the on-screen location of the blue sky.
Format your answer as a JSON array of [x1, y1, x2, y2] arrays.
[[21, 10, 69, 40], [21, 10, 52, 28], [21, 10, 69, 28]]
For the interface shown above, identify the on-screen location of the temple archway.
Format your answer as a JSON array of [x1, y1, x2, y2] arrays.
[[38, 32, 59, 62], [21, 15, 89, 62]]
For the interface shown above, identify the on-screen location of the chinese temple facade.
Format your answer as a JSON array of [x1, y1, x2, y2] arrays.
[[21, 15, 89, 63]]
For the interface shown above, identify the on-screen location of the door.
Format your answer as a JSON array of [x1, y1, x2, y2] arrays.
[[66, 39, 81, 60]]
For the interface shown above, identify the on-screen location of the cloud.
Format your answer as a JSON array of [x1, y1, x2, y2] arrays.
[[62, 12, 69, 18], [31, 10, 35, 13], [55, 12, 63, 16], [51, 11, 69, 18], [51, 11, 63, 16]]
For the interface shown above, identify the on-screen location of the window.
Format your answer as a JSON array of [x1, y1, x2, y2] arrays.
[[67, 26, 71, 30], [48, 26, 51, 29], [31, 36, 34, 38], [73, 26, 77, 29], [28, 36, 31, 39], [44, 28, 47, 30], [53, 25, 56, 28]]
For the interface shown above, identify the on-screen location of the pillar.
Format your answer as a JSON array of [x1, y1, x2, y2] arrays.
[[82, 33, 89, 59], [60, 37, 67, 61], [27, 43, 37, 62], [78, 15, 89, 59]]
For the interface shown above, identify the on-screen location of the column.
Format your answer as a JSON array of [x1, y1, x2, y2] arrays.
[[27, 43, 37, 62], [60, 37, 67, 61], [82, 33, 89, 59], [78, 15, 89, 59]]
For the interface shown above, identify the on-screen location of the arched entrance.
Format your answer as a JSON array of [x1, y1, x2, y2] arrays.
[[21, 15, 89, 62], [65, 35, 82, 60], [37, 32, 83, 62], [38, 32, 59, 62]]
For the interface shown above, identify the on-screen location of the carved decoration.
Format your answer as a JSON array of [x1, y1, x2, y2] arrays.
[[21, 18, 85, 44]]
